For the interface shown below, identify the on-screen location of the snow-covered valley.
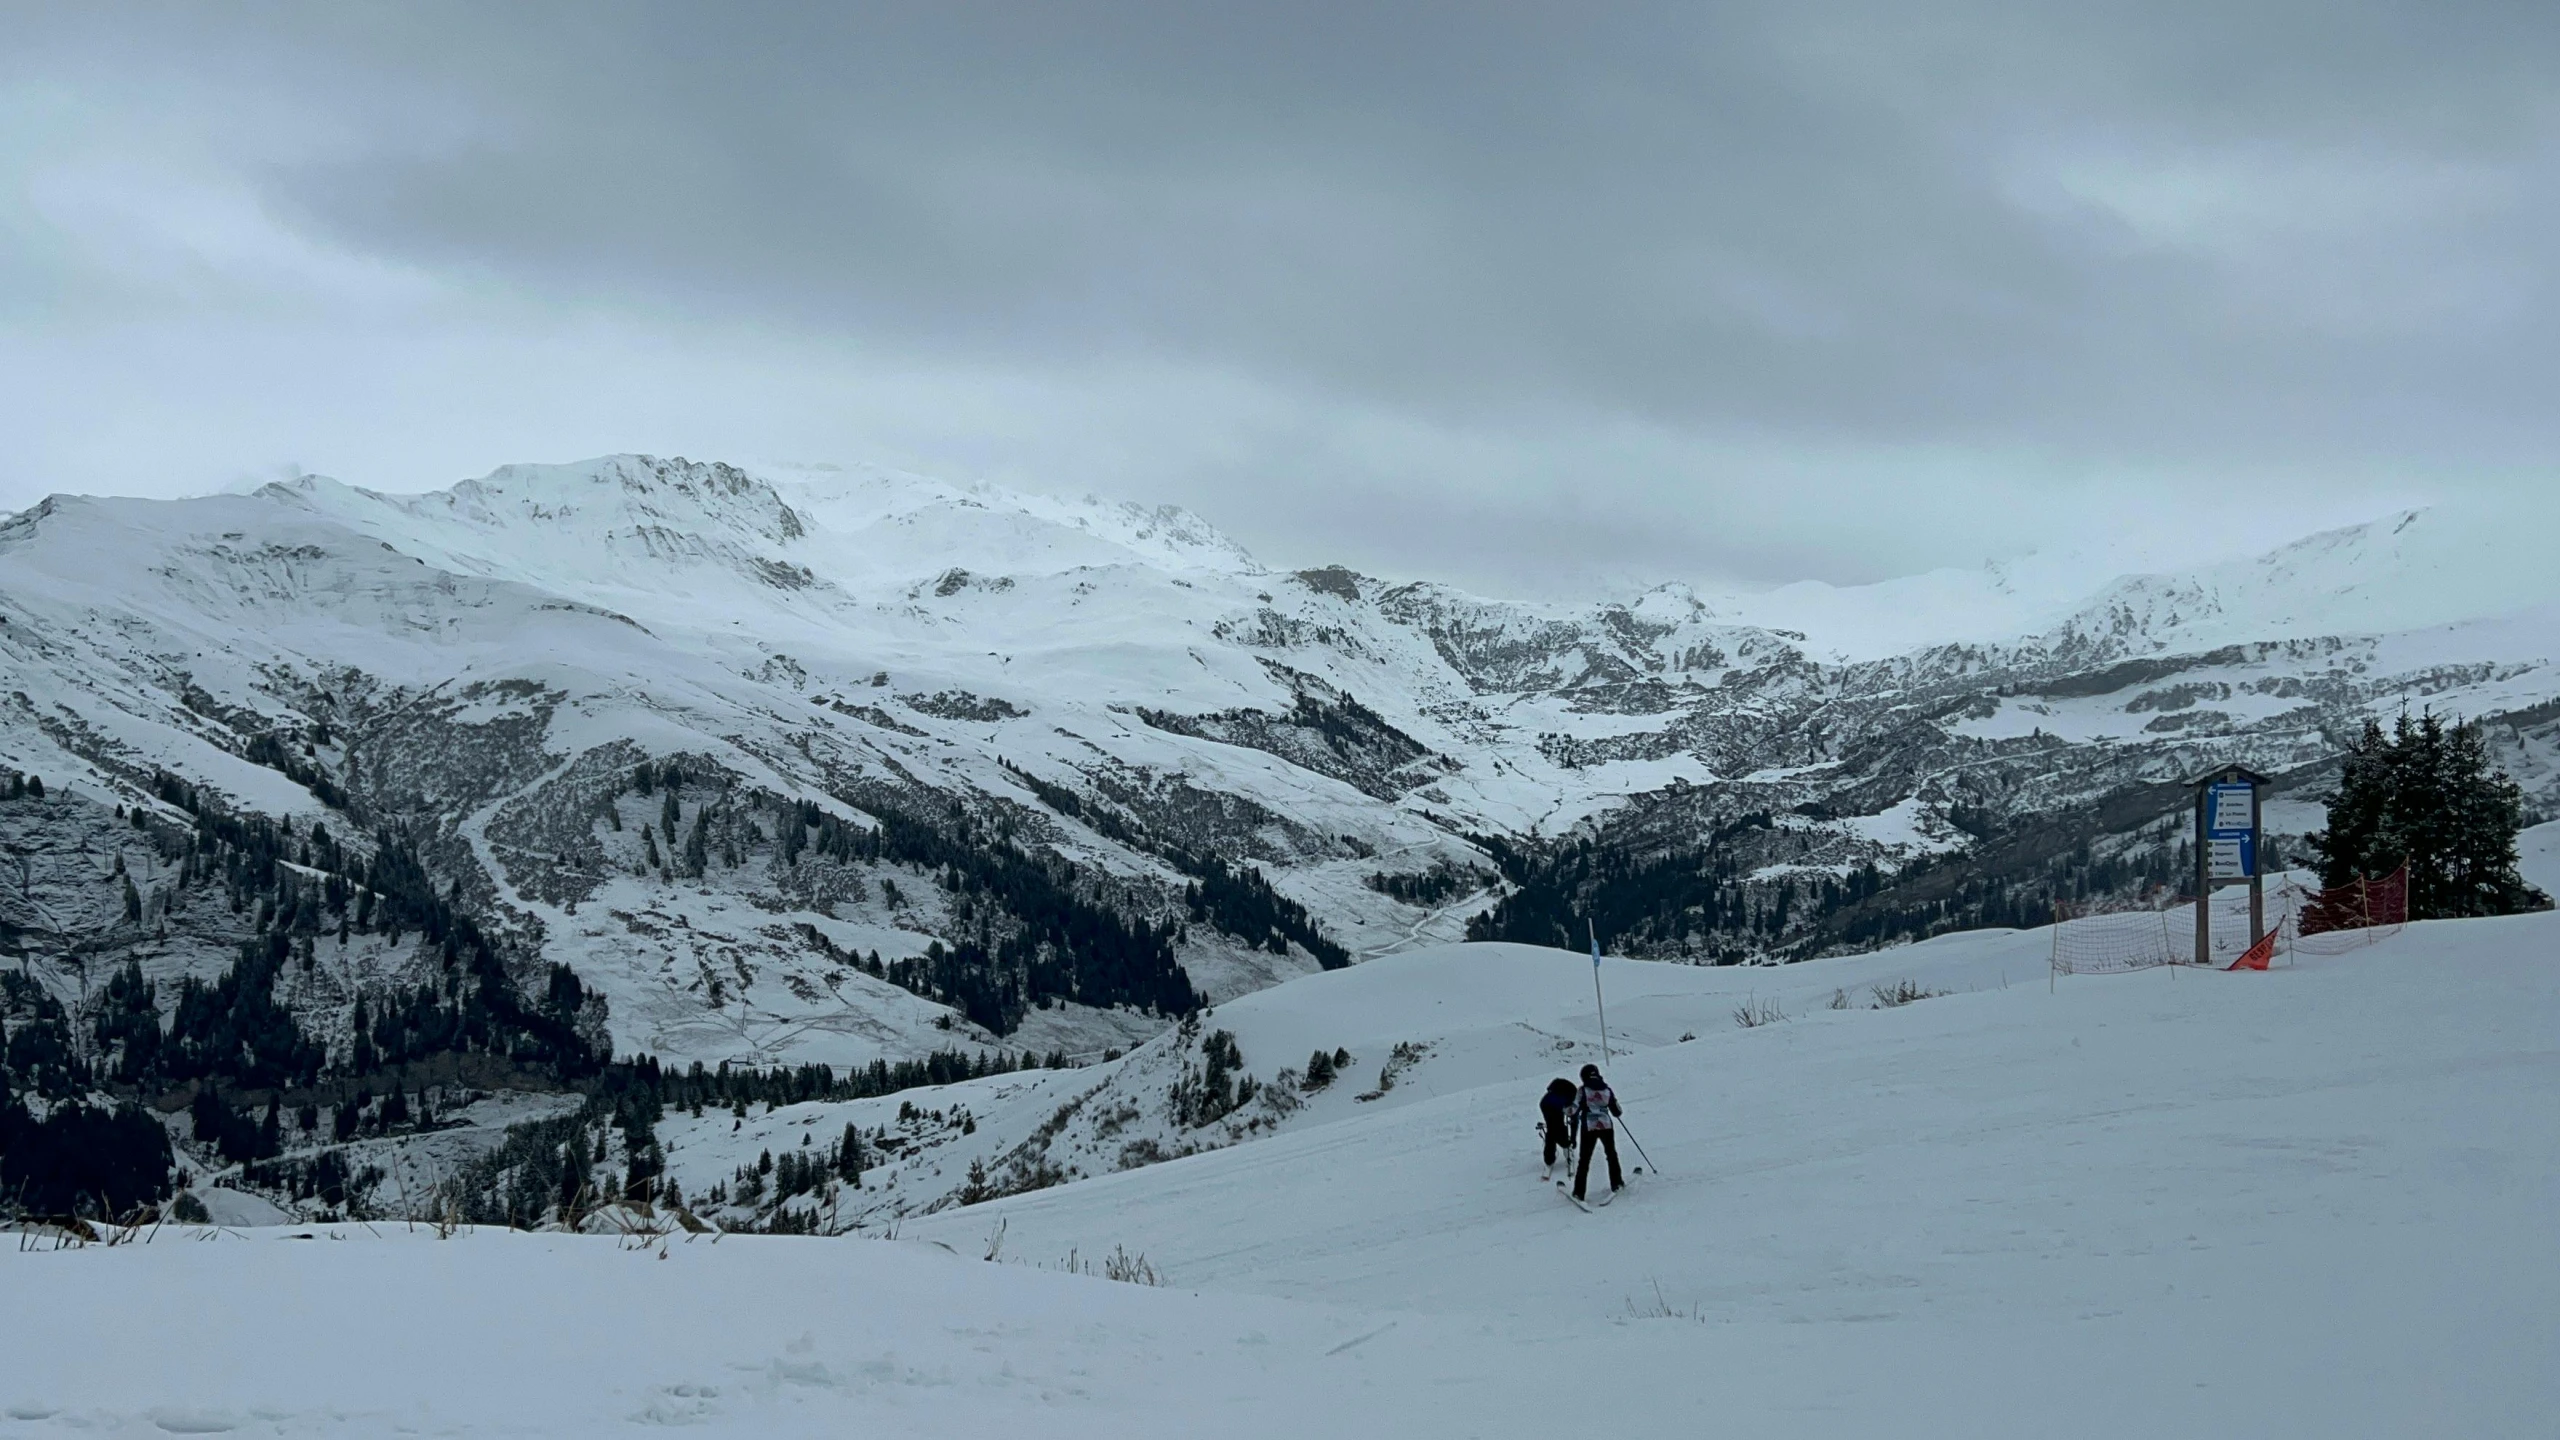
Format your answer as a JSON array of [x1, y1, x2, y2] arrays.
[[8, 825, 2555, 1437]]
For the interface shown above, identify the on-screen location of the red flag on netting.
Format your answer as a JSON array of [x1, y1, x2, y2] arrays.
[[2227, 931, 2276, 971]]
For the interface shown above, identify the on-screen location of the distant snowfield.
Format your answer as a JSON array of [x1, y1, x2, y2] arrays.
[[8, 825, 2554, 1438]]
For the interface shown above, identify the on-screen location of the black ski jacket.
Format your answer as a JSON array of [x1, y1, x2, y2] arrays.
[[1539, 1091, 1574, 1135]]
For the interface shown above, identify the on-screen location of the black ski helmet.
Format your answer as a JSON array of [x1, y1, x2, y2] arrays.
[[1579, 1064, 1602, 1083]]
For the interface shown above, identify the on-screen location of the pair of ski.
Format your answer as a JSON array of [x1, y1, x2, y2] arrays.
[[1547, 1164, 1631, 1212]]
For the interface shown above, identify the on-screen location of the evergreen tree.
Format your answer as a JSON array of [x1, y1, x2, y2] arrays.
[[349, 997, 377, 1074], [684, 809, 710, 877], [2306, 712, 2552, 920], [835, 1122, 864, 1186], [190, 1085, 232, 1148], [559, 1128, 592, 1222], [0, 1099, 171, 1216], [1302, 1047, 1336, 1091]]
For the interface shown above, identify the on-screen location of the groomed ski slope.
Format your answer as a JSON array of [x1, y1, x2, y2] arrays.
[[643, 929, 2077, 1223], [5, 828, 2555, 1438]]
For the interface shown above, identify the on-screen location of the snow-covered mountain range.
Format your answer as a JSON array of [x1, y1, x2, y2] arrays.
[[3, 454, 2555, 1077]]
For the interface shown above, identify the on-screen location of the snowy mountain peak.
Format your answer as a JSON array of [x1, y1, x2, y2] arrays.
[[263, 454, 1266, 609], [2049, 502, 2560, 656], [266, 455, 805, 548]]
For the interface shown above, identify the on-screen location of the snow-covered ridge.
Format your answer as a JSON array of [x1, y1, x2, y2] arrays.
[[100, 451, 2560, 670], [267, 454, 1263, 606], [1702, 501, 2560, 662], [2044, 504, 2560, 655]]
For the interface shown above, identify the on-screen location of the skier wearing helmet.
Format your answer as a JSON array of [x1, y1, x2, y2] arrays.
[[1572, 1064, 1625, 1203]]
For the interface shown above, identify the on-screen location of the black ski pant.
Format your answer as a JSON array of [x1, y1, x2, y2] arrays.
[[1575, 1128, 1623, 1199], [1542, 1121, 1575, 1168]]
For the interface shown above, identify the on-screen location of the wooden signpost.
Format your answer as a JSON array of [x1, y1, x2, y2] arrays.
[[2190, 765, 2269, 965]]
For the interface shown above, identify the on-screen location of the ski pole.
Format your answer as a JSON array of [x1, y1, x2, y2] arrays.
[[1615, 1115, 1658, 1175]]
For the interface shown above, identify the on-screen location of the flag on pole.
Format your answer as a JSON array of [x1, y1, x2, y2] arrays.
[[2227, 931, 2276, 971]]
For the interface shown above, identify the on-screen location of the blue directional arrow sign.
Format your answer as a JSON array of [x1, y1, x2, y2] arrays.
[[2206, 781, 2256, 878]]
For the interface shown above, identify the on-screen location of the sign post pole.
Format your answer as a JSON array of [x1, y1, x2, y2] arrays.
[[2249, 783, 2266, 949], [2194, 784, 2212, 966], [2192, 765, 2269, 967]]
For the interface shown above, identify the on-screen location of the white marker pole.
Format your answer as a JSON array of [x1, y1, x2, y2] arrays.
[[1589, 918, 1610, 1065]]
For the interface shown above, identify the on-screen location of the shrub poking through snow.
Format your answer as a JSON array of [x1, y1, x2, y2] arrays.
[[1733, 995, 1786, 1029], [1102, 1245, 1161, 1285], [1355, 1041, 1427, 1101], [1870, 979, 1943, 1008]]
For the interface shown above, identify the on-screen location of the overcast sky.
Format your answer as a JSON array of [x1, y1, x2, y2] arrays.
[[3, 2, 2553, 596]]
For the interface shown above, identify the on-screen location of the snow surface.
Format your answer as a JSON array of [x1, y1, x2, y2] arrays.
[[11, 834, 2556, 1436]]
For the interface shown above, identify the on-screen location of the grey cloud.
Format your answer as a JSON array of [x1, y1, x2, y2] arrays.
[[3, 2, 2555, 588], [237, 4, 2557, 449]]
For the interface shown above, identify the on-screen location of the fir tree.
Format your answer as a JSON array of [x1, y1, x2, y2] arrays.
[[2306, 712, 2553, 920], [684, 809, 710, 877], [836, 1122, 864, 1186], [559, 1128, 592, 1222], [189, 1085, 232, 1149], [349, 997, 377, 1075], [1301, 1047, 1337, 1091]]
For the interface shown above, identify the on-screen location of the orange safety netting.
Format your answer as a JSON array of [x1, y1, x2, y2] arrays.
[[2049, 866, 2410, 979], [2284, 867, 2408, 954]]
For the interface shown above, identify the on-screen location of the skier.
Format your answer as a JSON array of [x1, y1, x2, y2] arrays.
[[1572, 1064, 1625, 1204], [1538, 1078, 1577, 1177]]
